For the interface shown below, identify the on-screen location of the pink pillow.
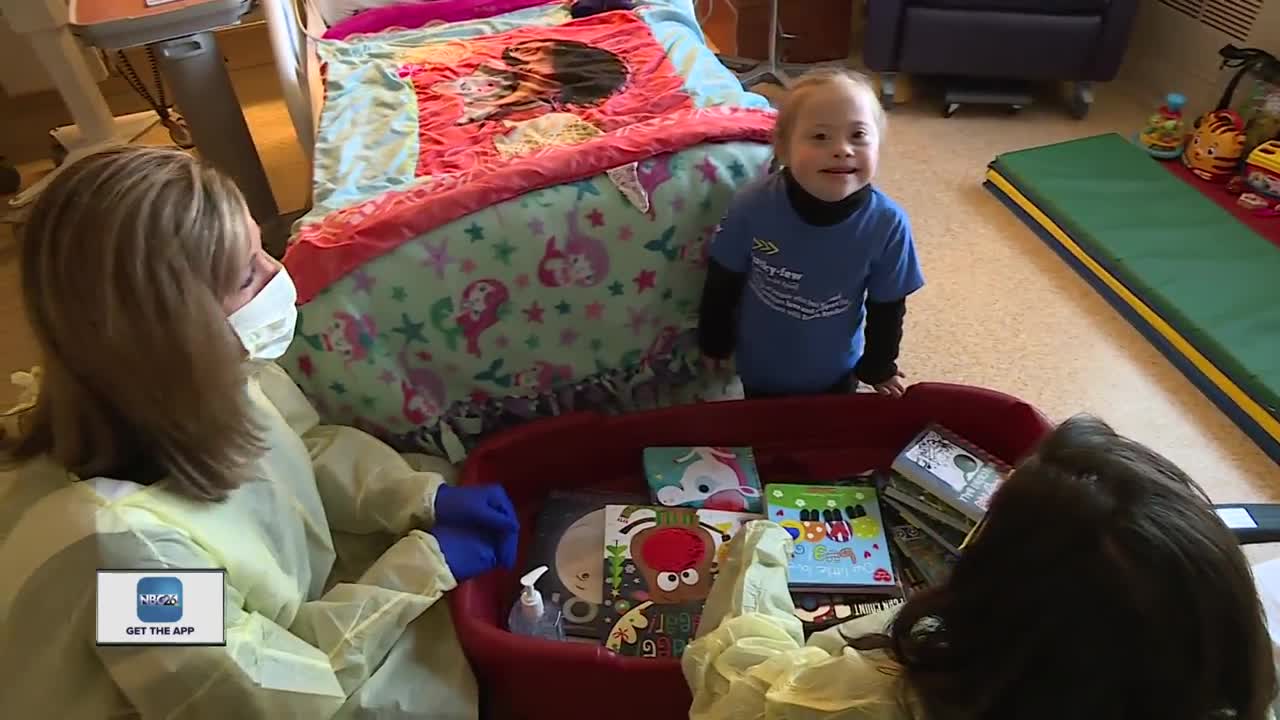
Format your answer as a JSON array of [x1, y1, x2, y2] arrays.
[[324, 0, 564, 40]]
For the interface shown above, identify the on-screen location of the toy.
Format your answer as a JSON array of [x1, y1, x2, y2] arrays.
[[1138, 93, 1188, 159], [1227, 140, 1280, 216], [1182, 110, 1247, 182], [1216, 45, 1280, 159]]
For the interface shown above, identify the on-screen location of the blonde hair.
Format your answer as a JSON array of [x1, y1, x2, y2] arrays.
[[5, 146, 264, 501], [773, 68, 886, 160]]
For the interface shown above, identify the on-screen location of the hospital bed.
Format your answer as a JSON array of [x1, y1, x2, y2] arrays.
[[261, 0, 777, 460]]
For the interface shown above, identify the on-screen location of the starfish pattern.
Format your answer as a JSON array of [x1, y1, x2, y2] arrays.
[[633, 269, 657, 293], [569, 178, 599, 201], [392, 313, 429, 345], [671, 196, 686, 212], [528, 218, 545, 236], [585, 301, 605, 320], [560, 328, 579, 346], [728, 159, 746, 180], [391, 286, 408, 302], [460, 258, 478, 274], [556, 300, 572, 315], [378, 370, 396, 385], [492, 239, 516, 265], [495, 335, 510, 349], [420, 238, 456, 279], [351, 269, 376, 294], [516, 273, 531, 289], [361, 395, 376, 409], [608, 281, 625, 296], [619, 225, 633, 242], [697, 156, 718, 183], [465, 223, 485, 242], [662, 288, 673, 301], [587, 209, 605, 227], [329, 381, 347, 395], [590, 338, 605, 353], [298, 356, 314, 378], [525, 334, 541, 350], [524, 301, 545, 324]]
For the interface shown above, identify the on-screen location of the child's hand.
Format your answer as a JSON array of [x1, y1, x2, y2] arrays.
[[870, 371, 907, 398]]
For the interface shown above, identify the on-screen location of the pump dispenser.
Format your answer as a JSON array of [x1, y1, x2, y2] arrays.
[[507, 565, 565, 640]]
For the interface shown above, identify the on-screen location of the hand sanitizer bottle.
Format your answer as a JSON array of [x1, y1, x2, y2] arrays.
[[508, 565, 565, 640]]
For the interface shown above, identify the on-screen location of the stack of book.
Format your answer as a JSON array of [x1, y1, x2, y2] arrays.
[[883, 424, 1012, 591], [517, 430, 1011, 658]]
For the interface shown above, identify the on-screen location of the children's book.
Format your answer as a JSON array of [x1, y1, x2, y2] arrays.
[[883, 497, 967, 556], [882, 474, 976, 533], [598, 504, 757, 657], [891, 424, 1013, 522], [793, 592, 905, 635], [523, 490, 647, 638], [888, 520, 959, 587], [765, 484, 898, 594], [643, 446, 764, 513]]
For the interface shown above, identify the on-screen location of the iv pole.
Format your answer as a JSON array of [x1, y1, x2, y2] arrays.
[[2, 0, 158, 207]]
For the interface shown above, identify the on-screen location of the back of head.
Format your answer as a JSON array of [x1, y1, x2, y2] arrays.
[[6, 146, 262, 501], [884, 415, 1275, 720]]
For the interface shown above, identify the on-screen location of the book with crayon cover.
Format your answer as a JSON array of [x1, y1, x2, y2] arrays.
[[598, 504, 757, 658], [891, 424, 1013, 522], [523, 490, 646, 638], [643, 446, 764, 513], [765, 484, 898, 594]]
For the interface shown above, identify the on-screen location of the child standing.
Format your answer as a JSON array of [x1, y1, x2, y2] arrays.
[[698, 69, 924, 398]]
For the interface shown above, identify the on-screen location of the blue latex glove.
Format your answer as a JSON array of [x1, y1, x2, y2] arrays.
[[433, 523, 516, 583], [435, 484, 518, 535]]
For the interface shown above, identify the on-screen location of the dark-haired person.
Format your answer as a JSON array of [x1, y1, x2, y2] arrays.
[[685, 414, 1278, 720]]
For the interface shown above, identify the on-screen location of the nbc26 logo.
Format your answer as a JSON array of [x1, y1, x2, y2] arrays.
[[136, 577, 183, 623]]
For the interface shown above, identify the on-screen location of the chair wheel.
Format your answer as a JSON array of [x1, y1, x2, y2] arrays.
[[1069, 82, 1093, 119], [880, 73, 897, 110]]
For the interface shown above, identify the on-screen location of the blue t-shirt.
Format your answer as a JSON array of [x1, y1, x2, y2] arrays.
[[710, 173, 925, 394]]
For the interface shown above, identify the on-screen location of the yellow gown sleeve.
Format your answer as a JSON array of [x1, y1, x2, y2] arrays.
[[683, 521, 910, 720], [252, 362, 449, 535], [94, 519, 457, 719]]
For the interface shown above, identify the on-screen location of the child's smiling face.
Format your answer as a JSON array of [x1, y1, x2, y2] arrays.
[[782, 80, 881, 202]]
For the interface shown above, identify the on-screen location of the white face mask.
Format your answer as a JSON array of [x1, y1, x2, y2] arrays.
[[228, 268, 299, 361]]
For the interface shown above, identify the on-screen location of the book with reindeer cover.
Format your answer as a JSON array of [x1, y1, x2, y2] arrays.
[[643, 446, 764, 513], [765, 484, 899, 595], [598, 504, 758, 657]]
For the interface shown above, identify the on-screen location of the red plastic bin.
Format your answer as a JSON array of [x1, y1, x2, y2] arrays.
[[450, 382, 1053, 720]]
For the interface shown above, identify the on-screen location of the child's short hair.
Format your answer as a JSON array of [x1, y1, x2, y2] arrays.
[[4, 146, 264, 501], [772, 67, 886, 152], [864, 415, 1277, 720]]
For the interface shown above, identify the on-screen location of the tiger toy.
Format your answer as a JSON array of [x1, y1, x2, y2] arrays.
[[1182, 110, 1248, 182]]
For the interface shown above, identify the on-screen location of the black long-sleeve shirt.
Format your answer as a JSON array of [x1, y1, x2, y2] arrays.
[[697, 170, 909, 387]]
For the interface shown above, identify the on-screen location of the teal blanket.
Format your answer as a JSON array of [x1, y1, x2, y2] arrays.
[[283, 1, 773, 458]]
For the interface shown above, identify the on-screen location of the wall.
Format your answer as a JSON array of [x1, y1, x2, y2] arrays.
[[1118, 0, 1280, 116]]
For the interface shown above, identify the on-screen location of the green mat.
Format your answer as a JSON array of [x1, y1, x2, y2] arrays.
[[989, 133, 1280, 446]]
